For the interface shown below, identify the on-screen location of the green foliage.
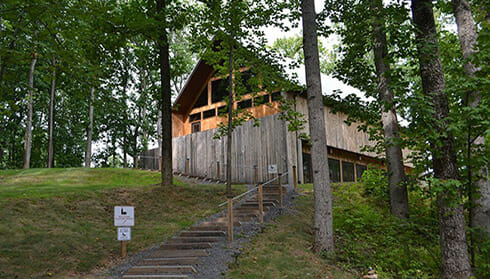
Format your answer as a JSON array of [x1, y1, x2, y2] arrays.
[[360, 166, 389, 203]]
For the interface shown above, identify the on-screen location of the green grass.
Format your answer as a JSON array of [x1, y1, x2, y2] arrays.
[[0, 168, 171, 199], [228, 183, 442, 279], [0, 168, 246, 279]]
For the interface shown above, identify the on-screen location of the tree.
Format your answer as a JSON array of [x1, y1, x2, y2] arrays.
[[156, 0, 173, 186], [23, 36, 37, 169], [452, 0, 490, 236], [47, 55, 56, 168], [301, 0, 334, 253], [370, 0, 409, 219], [411, 0, 471, 278], [84, 87, 95, 168]]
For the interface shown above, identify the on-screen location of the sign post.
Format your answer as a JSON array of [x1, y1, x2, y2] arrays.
[[114, 206, 134, 258]]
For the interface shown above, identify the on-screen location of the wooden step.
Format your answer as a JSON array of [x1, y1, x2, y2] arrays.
[[179, 230, 226, 237], [123, 275, 189, 279], [149, 249, 209, 258], [125, 265, 196, 275], [159, 242, 212, 250], [189, 225, 226, 231], [168, 236, 221, 243], [197, 221, 241, 227], [139, 257, 201, 265]]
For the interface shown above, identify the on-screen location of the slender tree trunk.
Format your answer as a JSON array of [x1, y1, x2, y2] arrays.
[[370, 0, 409, 219], [411, 1, 472, 278], [23, 53, 37, 169], [123, 129, 127, 168], [112, 134, 116, 168], [85, 87, 95, 168], [157, 0, 173, 186], [47, 56, 56, 168], [140, 67, 148, 150], [453, 0, 490, 236], [301, 0, 334, 253]]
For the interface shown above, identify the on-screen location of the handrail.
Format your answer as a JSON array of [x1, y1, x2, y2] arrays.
[[218, 171, 289, 207]]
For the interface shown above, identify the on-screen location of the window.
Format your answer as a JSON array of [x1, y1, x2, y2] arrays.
[[254, 95, 269, 106], [342, 161, 355, 182], [203, 108, 216, 119], [328, 158, 340, 183], [189, 112, 201, 122], [356, 164, 367, 180], [192, 85, 208, 109], [237, 99, 252, 109], [238, 70, 256, 93], [271, 92, 282, 102], [211, 77, 229, 103], [191, 122, 201, 133], [217, 105, 228, 117]]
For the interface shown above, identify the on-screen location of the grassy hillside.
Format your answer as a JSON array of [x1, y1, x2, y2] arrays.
[[0, 168, 245, 278], [228, 183, 443, 279]]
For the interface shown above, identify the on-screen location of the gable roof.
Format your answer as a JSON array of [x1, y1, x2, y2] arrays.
[[173, 59, 215, 115]]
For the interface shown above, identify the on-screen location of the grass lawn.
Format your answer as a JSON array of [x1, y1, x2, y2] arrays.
[[228, 183, 444, 279], [0, 168, 246, 279]]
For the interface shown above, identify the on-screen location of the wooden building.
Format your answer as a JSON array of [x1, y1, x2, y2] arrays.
[[140, 58, 411, 185]]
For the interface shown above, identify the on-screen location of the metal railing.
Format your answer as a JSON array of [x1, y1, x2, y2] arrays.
[[218, 171, 288, 207]]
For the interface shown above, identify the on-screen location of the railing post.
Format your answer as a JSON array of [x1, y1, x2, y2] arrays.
[[217, 161, 220, 180], [227, 198, 233, 242], [278, 173, 282, 207], [254, 165, 258, 185], [185, 158, 190, 175], [258, 183, 263, 223], [293, 165, 298, 193]]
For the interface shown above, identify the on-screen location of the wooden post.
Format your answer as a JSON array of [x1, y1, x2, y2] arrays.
[[159, 157, 162, 171], [121, 241, 127, 258], [258, 183, 263, 223], [185, 158, 190, 175], [217, 161, 220, 180], [254, 165, 258, 185], [293, 165, 298, 193], [227, 198, 233, 242], [135, 155, 139, 169], [278, 173, 282, 207]]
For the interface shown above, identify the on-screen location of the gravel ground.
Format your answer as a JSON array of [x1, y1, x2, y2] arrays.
[[108, 183, 298, 279]]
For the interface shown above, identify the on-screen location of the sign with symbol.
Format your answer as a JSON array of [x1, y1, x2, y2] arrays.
[[114, 206, 134, 227], [117, 227, 131, 241], [268, 164, 278, 174]]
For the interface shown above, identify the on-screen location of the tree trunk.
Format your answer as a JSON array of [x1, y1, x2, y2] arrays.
[[112, 134, 116, 168], [140, 67, 148, 150], [370, 0, 409, 219], [157, 0, 173, 186], [23, 53, 37, 169], [123, 130, 127, 168], [301, 0, 334, 253], [453, 0, 490, 236], [411, 1, 472, 278], [84, 87, 95, 168], [47, 56, 56, 168]]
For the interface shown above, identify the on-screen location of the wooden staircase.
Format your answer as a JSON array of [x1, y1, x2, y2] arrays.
[[121, 184, 287, 279]]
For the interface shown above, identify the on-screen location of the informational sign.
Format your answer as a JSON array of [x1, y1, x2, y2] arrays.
[[114, 206, 134, 227], [117, 227, 131, 241], [268, 164, 278, 174]]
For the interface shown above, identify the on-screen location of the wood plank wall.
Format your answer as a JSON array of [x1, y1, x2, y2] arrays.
[[171, 113, 294, 184]]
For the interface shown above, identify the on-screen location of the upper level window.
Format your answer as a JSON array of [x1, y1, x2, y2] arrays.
[[192, 85, 208, 109], [203, 108, 216, 119], [189, 112, 201, 122], [212, 77, 229, 103], [271, 92, 282, 102], [237, 99, 252, 109], [254, 94, 269, 106]]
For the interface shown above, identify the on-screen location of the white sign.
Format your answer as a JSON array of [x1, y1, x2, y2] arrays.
[[117, 227, 131, 241], [114, 206, 134, 227], [268, 164, 278, 174]]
